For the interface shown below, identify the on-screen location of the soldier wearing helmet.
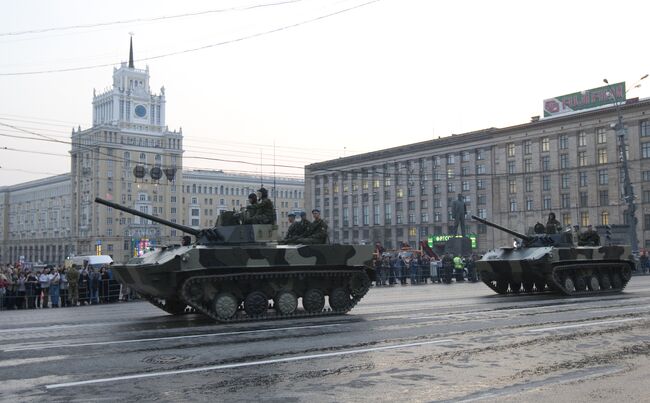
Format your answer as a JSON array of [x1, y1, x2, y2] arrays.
[[248, 187, 275, 224]]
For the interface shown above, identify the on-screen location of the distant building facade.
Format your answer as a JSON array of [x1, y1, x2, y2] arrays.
[[305, 98, 650, 252], [0, 41, 303, 265]]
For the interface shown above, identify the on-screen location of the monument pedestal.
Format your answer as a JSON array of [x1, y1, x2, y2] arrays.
[[444, 237, 472, 256]]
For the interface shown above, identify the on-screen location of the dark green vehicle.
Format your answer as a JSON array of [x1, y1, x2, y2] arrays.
[[95, 198, 374, 322], [471, 215, 634, 296]]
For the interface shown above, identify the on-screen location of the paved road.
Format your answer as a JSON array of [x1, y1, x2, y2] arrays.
[[2, 276, 650, 402]]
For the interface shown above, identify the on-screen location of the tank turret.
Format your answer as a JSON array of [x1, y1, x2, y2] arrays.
[[471, 215, 573, 247], [95, 197, 276, 245], [93, 197, 374, 323], [471, 215, 633, 296]]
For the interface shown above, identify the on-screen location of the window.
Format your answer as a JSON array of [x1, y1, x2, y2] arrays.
[[524, 140, 532, 155], [542, 176, 551, 191], [644, 190, 650, 203], [420, 199, 428, 209], [526, 197, 533, 211], [642, 143, 650, 159], [578, 131, 587, 146], [641, 120, 650, 137], [559, 135, 568, 149], [477, 194, 486, 205], [579, 171, 588, 187], [476, 149, 484, 160], [447, 154, 455, 164], [560, 154, 569, 169], [601, 211, 609, 225], [447, 167, 455, 179], [509, 199, 517, 212], [509, 179, 516, 194], [598, 169, 608, 185], [561, 173, 570, 189], [477, 179, 485, 190], [541, 156, 550, 171], [362, 206, 369, 225], [581, 211, 589, 227], [541, 137, 550, 152], [507, 143, 515, 157], [352, 207, 359, 225], [561, 193, 570, 209], [462, 181, 470, 191], [524, 159, 532, 172], [447, 182, 455, 193], [543, 196, 551, 210], [421, 212, 429, 223], [596, 127, 607, 144], [598, 148, 608, 164], [580, 191, 588, 207], [578, 151, 587, 167], [476, 165, 486, 174], [599, 190, 609, 206], [461, 151, 470, 162], [525, 177, 533, 192], [507, 161, 516, 174]]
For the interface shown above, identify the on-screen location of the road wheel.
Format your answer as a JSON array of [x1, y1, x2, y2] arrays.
[[165, 299, 188, 315], [349, 272, 371, 298], [599, 274, 611, 290], [574, 276, 586, 291], [329, 287, 352, 311], [563, 276, 575, 292], [214, 292, 238, 320], [534, 281, 546, 292], [587, 275, 600, 291], [510, 282, 521, 293], [495, 280, 508, 294], [303, 288, 325, 313], [522, 281, 535, 293], [611, 273, 623, 289], [274, 291, 298, 315], [244, 291, 268, 317]]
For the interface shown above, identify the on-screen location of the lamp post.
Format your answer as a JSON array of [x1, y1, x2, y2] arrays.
[[603, 75, 648, 257]]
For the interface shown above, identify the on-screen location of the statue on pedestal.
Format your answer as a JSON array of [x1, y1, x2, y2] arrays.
[[451, 193, 467, 237]]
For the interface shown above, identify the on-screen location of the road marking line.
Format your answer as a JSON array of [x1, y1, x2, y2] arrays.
[[4, 323, 344, 352], [527, 318, 643, 333], [45, 338, 453, 389]]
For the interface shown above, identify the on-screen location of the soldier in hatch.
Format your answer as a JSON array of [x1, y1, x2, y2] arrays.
[[249, 187, 275, 224], [578, 224, 600, 246], [294, 209, 328, 244], [282, 213, 301, 243]]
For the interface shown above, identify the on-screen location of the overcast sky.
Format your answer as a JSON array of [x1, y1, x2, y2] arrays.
[[1, 0, 649, 186]]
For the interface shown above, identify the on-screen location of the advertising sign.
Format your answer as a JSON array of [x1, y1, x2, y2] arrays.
[[543, 82, 625, 117], [428, 234, 477, 249]]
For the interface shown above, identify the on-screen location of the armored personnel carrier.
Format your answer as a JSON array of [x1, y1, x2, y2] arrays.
[[471, 215, 634, 296], [95, 197, 374, 322]]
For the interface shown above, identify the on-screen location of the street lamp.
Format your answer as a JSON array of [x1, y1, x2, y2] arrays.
[[603, 75, 648, 258]]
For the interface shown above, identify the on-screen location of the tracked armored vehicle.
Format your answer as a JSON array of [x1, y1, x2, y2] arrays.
[[95, 197, 374, 322], [471, 215, 634, 296]]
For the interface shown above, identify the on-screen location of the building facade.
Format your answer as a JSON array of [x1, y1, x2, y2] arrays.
[[305, 98, 650, 252], [0, 41, 304, 265]]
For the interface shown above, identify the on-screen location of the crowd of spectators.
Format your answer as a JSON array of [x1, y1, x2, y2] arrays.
[[373, 252, 479, 286], [0, 263, 127, 311]]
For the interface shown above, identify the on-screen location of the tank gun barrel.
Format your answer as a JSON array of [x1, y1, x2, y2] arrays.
[[470, 215, 533, 242], [95, 197, 200, 236]]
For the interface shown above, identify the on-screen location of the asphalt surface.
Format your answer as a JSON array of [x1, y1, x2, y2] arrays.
[[2, 276, 650, 402]]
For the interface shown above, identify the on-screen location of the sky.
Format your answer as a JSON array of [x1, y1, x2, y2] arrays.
[[1, 0, 650, 186]]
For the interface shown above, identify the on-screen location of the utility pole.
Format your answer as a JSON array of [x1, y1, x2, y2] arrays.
[[603, 77, 647, 258]]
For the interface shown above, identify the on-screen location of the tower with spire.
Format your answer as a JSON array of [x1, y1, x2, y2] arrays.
[[91, 37, 166, 131]]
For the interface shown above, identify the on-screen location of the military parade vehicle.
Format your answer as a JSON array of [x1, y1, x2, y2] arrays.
[[471, 215, 634, 296], [94, 197, 375, 323]]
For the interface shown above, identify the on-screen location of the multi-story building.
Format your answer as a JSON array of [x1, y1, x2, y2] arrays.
[[0, 174, 72, 264], [0, 40, 304, 265], [305, 97, 650, 252]]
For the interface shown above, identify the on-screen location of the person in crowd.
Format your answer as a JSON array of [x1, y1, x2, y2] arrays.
[[89, 267, 100, 305], [453, 255, 465, 282], [60, 267, 69, 307], [67, 264, 79, 307], [441, 254, 454, 284], [4, 267, 16, 310], [466, 254, 478, 282], [640, 252, 650, 274], [100, 266, 111, 303], [33, 269, 42, 308], [26, 270, 38, 309], [50, 266, 61, 308], [39, 266, 51, 308], [16, 270, 26, 309], [398, 256, 407, 285], [79, 265, 90, 305], [0, 271, 8, 310], [408, 257, 418, 285]]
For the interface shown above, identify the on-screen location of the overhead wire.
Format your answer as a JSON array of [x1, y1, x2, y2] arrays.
[[0, 0, 382, 76]]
